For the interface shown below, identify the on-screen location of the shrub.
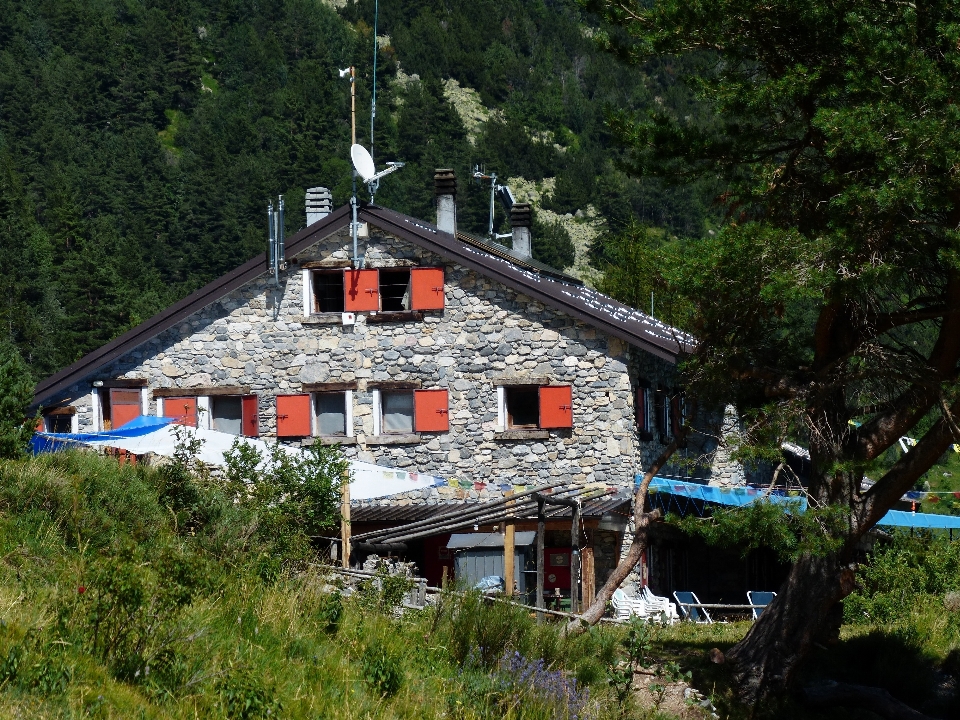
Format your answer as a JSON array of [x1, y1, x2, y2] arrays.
[[361, 644, 404, 697]]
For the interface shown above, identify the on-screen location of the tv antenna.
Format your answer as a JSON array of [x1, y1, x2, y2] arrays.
[[472, 166, 514, 243], [351, 144, 404, 202]]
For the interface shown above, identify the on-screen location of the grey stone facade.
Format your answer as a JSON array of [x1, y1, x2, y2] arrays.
[[46, 222, 739, 504]]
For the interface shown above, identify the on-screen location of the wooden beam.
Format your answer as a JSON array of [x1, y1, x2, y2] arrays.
[[152, 386, 251, 398], [301, 381, 359, 392], [536, 497, 545, 623], [571, 500, 581, 614], [341, 479, 352, 569], [504, 491, 516, 597], [582, 546, 596, 609]]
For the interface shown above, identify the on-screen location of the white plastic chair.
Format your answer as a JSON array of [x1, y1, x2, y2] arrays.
[[641, 586, 678, 623]]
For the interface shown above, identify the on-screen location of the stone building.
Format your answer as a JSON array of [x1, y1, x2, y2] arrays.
[[32, 173, 739, 588]]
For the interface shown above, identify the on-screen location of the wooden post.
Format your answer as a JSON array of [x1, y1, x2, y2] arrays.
[[571, 501, 581, 614], [582, 546, 596, 610], [536, 497, 545, 622], [341, 476, 351, 568], [504, 491, 515, 597]]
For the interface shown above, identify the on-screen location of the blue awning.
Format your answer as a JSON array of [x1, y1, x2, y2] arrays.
[[640, 476, 960, 530]]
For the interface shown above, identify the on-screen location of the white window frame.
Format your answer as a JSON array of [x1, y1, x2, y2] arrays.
[[92, 388, 102, 432], [496, 386, 506, 430], [640, 387, 653, 435], [156, 397, 164, 417], [196, 396, 212, 430], [302, 268, 312, 316], [311, 390, 354, 438], [371, 389, 381, 436], [140, 387, 149, 416]]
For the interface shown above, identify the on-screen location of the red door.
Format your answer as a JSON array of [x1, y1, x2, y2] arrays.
[[538, 386, 573, 429], [164, 397, 198, 427], [410, 268, 445, 310], [110, 389, 142, 430], [414, 389, 449, 432], [276, 394, 311, 437], [241, 395, 259, 437], [344, 269, 380, 311]]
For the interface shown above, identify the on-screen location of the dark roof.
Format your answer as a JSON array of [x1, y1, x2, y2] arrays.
[[33, 202, 692, 406], [351, 494, 630, 524]]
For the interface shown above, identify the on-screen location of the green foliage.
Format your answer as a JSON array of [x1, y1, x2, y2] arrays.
[[0, 343, 33, 460], [0, 452, 635, 718], [670, 500, 848, 563], [845, 532, 960, 625], [218, 667, 282, 719], [532, 215, 576, 270], [607, 616, 655, 713], [361, 644, 404, 697], [222, 438, 347, 580]]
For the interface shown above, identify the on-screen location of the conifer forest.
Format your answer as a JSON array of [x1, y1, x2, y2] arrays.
[[0, 0, 712, 379]]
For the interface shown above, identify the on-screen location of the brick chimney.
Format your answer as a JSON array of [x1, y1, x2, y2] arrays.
[[510, 203, 532, 259], [434, 169, 457, 235], [305, 187, 332, 226]]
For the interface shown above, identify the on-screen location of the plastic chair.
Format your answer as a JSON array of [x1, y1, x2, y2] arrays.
[[747, 591, 776, 620], [673, 591, 713, 623], [641, 586, 678, 623], [611, 589, 633, 621]]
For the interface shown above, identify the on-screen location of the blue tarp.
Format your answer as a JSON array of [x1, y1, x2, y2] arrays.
[[640, 476, 960, 530], [30, 415, 176, 455]]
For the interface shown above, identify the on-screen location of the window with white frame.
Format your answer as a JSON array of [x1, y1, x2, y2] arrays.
[[371, 387, 450, 436], [496, 383, 574, 431]]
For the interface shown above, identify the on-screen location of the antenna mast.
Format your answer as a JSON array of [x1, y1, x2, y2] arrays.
[[472, 166, 514, 244], [371, 0, 378, 162]]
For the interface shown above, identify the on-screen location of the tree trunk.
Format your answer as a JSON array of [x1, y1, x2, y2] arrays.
[[725, 551, 858, 705], [565, 434, 683, 634]]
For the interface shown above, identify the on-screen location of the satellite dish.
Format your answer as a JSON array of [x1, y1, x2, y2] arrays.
[[351, 144, 376, 182]]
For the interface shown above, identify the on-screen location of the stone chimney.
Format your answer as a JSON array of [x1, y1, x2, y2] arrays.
[[510, 203, 532, 259], [305, 187, 333, 226], [434, 169, 457, 235]]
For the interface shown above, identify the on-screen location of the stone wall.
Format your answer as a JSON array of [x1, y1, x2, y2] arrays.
[[46, 221, 738, 504]]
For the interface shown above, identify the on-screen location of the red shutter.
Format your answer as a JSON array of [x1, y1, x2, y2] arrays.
[[241, 394, 259, 437], [539, 386, 573, 429], [414, 389, 449, 432], [344, 269, 379, 311], [410, 268, 445, 310], [277, 394, 312, 437], [110, 389, 142, 429], [637, 388, 647, 432], [164, 397, 197, 427]]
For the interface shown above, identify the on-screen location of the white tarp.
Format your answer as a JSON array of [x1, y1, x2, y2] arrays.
[[38, 423, 442, 501]]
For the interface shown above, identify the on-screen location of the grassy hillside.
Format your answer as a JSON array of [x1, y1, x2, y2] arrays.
[[0, 449, 957, 718]]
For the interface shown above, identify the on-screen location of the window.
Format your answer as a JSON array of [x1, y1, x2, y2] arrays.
[[277, 389, 354, 438], [42, 407, 76, 433], [312, 271, 345, 313], [211, 396, 242, 434], [505, 386, 539, 428], [379, 269, 411, 311], [500, 385, 573, 430], [373, 389, 449, 435], [307, 267, 445, 314], [315, 392, 348, 436]]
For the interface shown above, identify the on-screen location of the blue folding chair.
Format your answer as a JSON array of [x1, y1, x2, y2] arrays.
[[747, 591, 776, 619], [673, 591, 713, 623]]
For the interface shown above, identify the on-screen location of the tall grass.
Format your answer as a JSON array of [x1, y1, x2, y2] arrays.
[[0, 452, 642, 719]]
